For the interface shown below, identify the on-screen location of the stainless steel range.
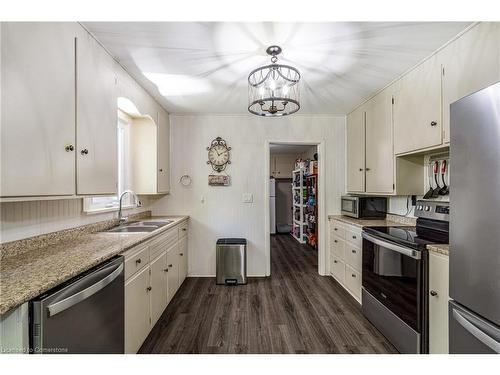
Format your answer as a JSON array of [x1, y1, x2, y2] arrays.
[[361, 200, 449, 354]]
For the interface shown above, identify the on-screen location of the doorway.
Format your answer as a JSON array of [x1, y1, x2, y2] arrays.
[[268, 143, 320, 275]]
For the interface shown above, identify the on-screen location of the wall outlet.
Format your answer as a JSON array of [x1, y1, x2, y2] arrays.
[[242, 193, 253, 203]]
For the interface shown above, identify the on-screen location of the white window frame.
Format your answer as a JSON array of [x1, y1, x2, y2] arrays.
[[83, 110, 135, 214]]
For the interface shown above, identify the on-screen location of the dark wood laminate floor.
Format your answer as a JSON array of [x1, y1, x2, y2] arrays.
[[139, 234, 397, 354]]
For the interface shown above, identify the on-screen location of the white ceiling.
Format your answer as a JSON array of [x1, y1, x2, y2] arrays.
[[84, 22, 470, 115]]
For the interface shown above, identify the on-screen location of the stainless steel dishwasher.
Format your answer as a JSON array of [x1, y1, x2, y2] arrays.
[[30, 256, 124, 354]]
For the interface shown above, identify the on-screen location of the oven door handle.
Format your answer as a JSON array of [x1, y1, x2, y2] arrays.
[[362, 232, 421, 260]]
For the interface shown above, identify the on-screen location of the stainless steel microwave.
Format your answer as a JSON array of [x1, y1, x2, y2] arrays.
[[341, 196, 387, 219]]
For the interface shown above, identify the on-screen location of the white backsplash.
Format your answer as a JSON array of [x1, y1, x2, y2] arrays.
[[0, 197, 154, 243]]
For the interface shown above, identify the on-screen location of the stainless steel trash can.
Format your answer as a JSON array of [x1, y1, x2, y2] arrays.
[[216, 238, 247, 285]]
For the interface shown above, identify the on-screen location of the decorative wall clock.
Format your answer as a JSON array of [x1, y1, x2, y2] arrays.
[[207, 137, 231, 172]]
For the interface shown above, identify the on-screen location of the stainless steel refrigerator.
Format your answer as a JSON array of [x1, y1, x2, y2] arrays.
[[449, 81, 500, 354]]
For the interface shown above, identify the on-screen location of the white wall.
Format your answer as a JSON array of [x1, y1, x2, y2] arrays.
[[0, 197, 154, 243], [151, 114, 345, 277]]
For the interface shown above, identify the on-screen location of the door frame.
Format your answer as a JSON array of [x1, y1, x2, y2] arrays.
[[264, 140, 326, 276]]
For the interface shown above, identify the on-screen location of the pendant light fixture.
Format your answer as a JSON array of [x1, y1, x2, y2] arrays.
[[248, 46, 301, 117]]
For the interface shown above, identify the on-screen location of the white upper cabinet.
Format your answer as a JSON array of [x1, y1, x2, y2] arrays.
[[1, 23, 77, 197], [76, 29, 118, 195], [157, 108, 170, 193], [346, 105, 366, 192], [440, 22, 500, 144], [365, 89, 394, 193], [393, 54, 442, 154]]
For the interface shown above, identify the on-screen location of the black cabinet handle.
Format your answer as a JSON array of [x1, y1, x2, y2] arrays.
[[163, 268, 168, 273], [430, 290, 438, 297], [333, 260, 338, 264], [168, 264, 173, 268], [352, 235, 357, 239], [351, 249, 356, 253], [352, 274, 356, 278], [146, 286, 152, 292], [135, 259, 141, 264], [431, 121, 437, 126], [80, 148, 89, 155]]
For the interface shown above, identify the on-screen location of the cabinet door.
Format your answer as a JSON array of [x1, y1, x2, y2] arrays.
[[150, 252, 168, 326], [76, 30, 118, 195], [178, 237, 188, 286], [429, 252, 450, 354], [157, 108, 170, 193], [274, 155, 296, 178], [346, 105, 365, 192], [393, 54, 442, 154], [125, 266, 150, 354], [365, 90, 394, 193], [166, 244, 179, 303], [441, 22, 500, 143], [1, 22, 76, 197]]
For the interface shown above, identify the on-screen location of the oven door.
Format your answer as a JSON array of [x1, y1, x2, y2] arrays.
[[362, 232, 423, 332], [341, 197, 358, 218]]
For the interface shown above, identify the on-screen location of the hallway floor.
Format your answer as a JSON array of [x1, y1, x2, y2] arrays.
[[139, 234, 397, 354]]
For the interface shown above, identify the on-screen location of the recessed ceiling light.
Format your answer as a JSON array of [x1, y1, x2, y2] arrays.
[[143, 73, 212, 96]]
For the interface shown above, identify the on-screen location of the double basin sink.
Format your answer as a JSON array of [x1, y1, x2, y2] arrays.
[[105, 220, 174, 233]]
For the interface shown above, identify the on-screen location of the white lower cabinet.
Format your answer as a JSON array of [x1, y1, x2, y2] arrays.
[[178, 236, 188, 286], [329, 219, 362, 303], [428, 251, 450, 354], [166, 244, 179, 303], [150, 251, 168, 327], [125, 266, 151, 354], [123, 219, 188, 353]]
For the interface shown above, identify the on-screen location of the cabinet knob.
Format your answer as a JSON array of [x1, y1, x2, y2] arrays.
[[334, 240, 338, 243], [430, 290, 438, 297], [430, 121, 437, 127], [163, 268, 168, 272], [179, 253, 183, 256], [365, 168, 371, 171], [352, 235, 357, 239], [168, 264, 173, 268], [80, 148, 89, 155], [352, 249, 356, 253], [159, 169, 163, 172], [334, 228, 338, 231], [182, 228, 187, 231], [352, 274, 356, 278], [359, 168, 363, 171], [135, 259, 141, 264], [65, 144, 74, 152], [333, 260, 337, 264], [146, 286, 152, 292]]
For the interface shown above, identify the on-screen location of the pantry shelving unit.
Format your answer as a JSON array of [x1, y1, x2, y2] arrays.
[[305, 173, 318, 249], [292, 168, 307, 244]]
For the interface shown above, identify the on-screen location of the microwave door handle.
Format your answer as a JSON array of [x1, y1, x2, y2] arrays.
[[47, 263, 123, 317], [362, 232, 421, 260], [452, 308, 500, 353]]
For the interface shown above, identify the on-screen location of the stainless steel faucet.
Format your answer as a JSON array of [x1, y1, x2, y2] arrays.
[[118, 190, 139, 224]]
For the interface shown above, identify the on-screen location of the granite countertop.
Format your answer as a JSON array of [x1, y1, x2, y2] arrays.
[[0, 215, 188, 315], [427, 244, 450, 256], [328, 214, 416, 228]]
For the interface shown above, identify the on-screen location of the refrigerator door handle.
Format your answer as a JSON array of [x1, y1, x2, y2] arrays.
[[452, 307, 500, 353], [47, 263, 124, 317]]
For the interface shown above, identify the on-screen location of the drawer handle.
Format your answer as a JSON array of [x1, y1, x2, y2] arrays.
[[135, 259, 142, 265], [430, 290, 438, 297], [179, 253, 184, 256], [168, 264, 173, 268], [351, 250, 356, 254], [146, 286, 152, 292]]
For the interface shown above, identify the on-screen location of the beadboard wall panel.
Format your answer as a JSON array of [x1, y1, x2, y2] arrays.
[[0, 198, 153, 243]]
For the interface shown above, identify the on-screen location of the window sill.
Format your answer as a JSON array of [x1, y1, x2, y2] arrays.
[[83, 204, 138, 215]]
